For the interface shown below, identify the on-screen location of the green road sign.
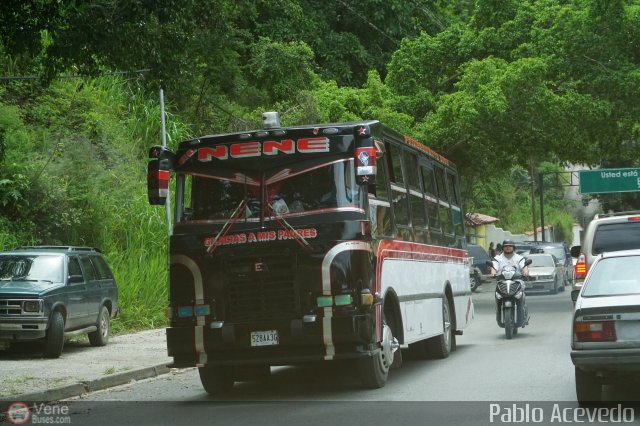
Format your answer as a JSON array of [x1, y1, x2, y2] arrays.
[[579, 168, 640, 194]]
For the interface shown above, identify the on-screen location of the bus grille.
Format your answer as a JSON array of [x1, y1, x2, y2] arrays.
[[224, 255, 297, 322]]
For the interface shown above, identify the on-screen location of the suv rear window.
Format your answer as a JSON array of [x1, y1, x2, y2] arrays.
[[467, 245, 490, 261], [592, 222, 640, 254]]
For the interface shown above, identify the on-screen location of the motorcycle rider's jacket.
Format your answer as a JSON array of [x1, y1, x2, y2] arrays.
[[492, 253, 526, 276]]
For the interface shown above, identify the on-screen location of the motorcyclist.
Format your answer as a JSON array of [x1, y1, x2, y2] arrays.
[[491, 240, 530, 325]]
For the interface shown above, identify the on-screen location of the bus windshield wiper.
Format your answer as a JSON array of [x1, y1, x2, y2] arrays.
[[206, 199, 247, 255], [268, 202, 310, 250]]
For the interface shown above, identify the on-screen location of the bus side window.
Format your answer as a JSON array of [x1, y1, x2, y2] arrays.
[[435, 167, 453, 235], [386, 142, 403, 185], [406, 153, 427, 243], [403, 151, 420, 189], [369, 155, 393, 238], [372, 152, 389, 200], [447, 172, 460, 206], [447, 172, 465, 237], [392, 189, 410, 227], [421, 165, 439, 231]]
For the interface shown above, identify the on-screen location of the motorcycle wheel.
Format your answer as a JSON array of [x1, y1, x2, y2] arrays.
[[504, 307, 514, 340]]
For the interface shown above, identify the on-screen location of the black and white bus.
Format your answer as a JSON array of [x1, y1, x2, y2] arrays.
[[147, 113, 474, 392]]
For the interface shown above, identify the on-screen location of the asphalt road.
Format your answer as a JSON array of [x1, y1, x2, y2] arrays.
[[56, 284, 639, 426], [78, 284, 583, 402]]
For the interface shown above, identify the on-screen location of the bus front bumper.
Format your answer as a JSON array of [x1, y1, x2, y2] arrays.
[[166, 313, 376, 367]]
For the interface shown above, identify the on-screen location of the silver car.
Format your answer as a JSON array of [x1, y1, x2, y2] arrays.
[[570, 250, 640, 404], [524, 253, 563, 294]]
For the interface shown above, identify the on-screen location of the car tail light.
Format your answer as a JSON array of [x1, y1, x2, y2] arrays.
[[574, 321, 616, 342], [628, 216, 640, 221], [574, 253, 587, 279]]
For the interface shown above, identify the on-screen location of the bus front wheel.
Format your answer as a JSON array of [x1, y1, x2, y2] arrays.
[[198, 365, 235, 395], [358, 321, 394, 389]]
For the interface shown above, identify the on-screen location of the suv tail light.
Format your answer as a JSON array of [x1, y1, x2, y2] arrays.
[[574, 253, 587, 279], [574, 321, 616, 342]]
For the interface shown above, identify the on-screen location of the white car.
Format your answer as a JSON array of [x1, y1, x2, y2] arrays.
[[570, 249, 640, 404], [524, 253, 563, 294]]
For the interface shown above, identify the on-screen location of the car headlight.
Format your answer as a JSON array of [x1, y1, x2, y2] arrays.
[[495, 292, 502, 300], [515, 290, 523, 299], [23, 300, 43, 313]]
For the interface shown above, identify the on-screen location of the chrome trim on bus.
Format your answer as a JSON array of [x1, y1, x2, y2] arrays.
[[320, 241, 373, 360]]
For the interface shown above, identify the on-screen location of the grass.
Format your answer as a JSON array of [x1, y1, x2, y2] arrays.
[[101, 192, 170, 333]]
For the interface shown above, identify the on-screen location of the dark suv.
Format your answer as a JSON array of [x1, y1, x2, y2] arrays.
[[0, 246, 119, 358], [467, 244, 493, 291]]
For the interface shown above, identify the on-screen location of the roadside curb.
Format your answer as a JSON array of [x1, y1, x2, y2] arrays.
[[2, 363, 172, 403]]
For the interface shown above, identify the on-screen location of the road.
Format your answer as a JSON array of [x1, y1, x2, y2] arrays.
[[62, 285, 639, 425]]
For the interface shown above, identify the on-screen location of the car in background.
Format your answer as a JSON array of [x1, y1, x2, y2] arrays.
[[467, 244, 493, 292], [514, 242, 533, 256], [524, 253, 564, 294], [570, 249, 640, 404], [571, 211, 640, 291], [0, 246, 119, 358], [530, 242, 572, 287]]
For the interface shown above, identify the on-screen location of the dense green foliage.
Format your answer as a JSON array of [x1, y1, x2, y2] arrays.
[[0, 0, 638, 329]]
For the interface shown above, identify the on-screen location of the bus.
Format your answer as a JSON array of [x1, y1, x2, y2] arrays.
[[147, 112, 473, 393]]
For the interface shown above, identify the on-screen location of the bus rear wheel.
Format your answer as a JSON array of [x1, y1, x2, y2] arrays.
[[358, 321, 394, 389], [427, 295, 454, 359]]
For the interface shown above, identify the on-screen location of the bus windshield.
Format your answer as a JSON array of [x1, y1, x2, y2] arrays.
[[184, 159, 361, 222]]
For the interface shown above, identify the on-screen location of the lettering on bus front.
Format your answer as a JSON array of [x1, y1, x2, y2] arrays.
[[195, 138, 330, 162], [203, 228, 318, 247]]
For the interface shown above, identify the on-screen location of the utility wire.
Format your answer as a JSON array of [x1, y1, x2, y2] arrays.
[[336, 0, 399, 45], [0, 69, 151, 81]]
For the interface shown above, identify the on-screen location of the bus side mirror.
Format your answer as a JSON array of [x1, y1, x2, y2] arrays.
[[147, 145, 174, 206], [354, 127, 376, 185]]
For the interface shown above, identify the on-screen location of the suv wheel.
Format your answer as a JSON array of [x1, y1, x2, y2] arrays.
[[44, 310, 65, 358], [470, 271, 481, 292], [89, 306, 110, 347]]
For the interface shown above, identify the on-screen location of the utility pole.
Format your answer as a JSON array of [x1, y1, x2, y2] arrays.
[[529, 158, 538, 241], [537, 170, 581, 243], [539, 173, 545, 241], [160, 87, 172, 237]]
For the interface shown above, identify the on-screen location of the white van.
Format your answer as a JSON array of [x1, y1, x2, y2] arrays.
[[571, 211, 640, 290]]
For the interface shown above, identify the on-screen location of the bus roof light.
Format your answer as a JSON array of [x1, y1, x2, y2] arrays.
[[262, 111, 281, 129]]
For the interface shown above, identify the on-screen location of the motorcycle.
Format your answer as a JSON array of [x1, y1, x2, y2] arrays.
[[486, 259, 532, 339]]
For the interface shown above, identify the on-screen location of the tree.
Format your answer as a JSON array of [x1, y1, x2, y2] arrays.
[[386, 0, 639, 180]]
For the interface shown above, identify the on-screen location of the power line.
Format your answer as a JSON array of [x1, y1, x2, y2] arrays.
[[336, 0, 399, 45], [0, 69, 151, 82]]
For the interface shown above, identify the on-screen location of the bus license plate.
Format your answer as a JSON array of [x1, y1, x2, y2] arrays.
[[250, 330, 279, 347]]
